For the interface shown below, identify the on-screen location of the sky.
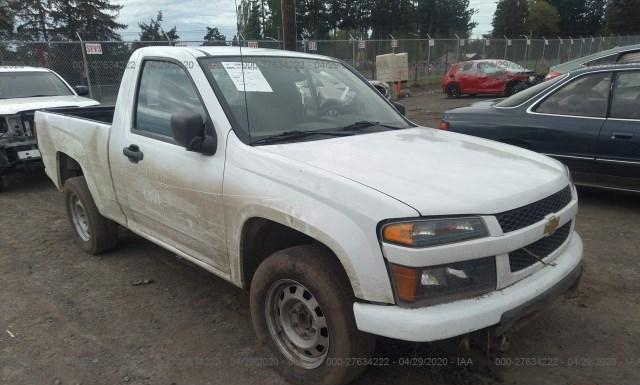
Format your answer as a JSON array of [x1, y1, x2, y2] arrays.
[[114, 0, 496, 41]]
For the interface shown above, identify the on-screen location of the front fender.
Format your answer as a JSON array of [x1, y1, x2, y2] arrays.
[[223, 134, 418, 303]]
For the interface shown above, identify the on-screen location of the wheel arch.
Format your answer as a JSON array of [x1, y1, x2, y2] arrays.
[[56, 151, 84, 190], [239, 216, 358, 298]]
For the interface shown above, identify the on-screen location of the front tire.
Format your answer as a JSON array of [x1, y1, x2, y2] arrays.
[[446, 84, 461, 98], [250, 245, 375, 385], [63, 176, 118, 254], [506, 81, 528, 96]]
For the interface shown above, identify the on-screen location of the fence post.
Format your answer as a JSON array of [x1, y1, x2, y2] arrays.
[[504, 35, 508, 59], [426, 33, 432, 76], [454, 34, 460, 62], [76, 32, 94, 99]]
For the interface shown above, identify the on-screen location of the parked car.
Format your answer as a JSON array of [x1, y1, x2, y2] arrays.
[[545, 43, 640, 81], [441, 63, 640, 192], [0, 66, 99, 191], [443, 59, 537, 98], [36, 46, 582, 385], [368, 79, 391, 99]]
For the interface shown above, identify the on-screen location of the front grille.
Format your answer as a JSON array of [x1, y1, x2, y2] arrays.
[[509, 222, 572, 272], [495, 186, 572, 233]]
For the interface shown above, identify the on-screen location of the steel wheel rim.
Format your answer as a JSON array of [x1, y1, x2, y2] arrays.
[[265, 279, 330, 369], [69, 194, 91, 241]]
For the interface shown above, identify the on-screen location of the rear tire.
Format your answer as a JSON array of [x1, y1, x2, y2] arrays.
[[446, 84, 461, 98], [63, 176, 118, 254], [250, 245, 376, 385]]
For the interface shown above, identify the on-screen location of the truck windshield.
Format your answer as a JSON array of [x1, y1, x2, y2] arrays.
[[200, 56, 411, 144], [0, 71, 74, 99]]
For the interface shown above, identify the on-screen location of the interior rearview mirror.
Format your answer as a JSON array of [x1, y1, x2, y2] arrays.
[[170, 109, 217, 156], [73, 85, 89, 96]]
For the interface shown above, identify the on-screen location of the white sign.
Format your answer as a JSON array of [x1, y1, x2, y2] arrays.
[[222, 62, 273, 93], [544, 39, 549, 46], [559, 38, 564, 45], [428, 39, 435, 47], [85, 43, 102, 55], [308, 41, 317, 51], [358, 40, 366, 49], [376, 53, 409, 82], [526, 39, 531, 46], [485, 38, 490, 46], [459, 39, 465, 47], [391, 40, 398, 48], [247, 41, 258, 48], [507, 39, 512, 46]]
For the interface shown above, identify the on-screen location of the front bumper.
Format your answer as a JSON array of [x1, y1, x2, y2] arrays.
[[353, 232, 583, 342], [0, 138, 41, 172]]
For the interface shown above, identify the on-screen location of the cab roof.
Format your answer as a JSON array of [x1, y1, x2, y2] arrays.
[[136, 46, 339, 62], [0, 66, 52, 73]]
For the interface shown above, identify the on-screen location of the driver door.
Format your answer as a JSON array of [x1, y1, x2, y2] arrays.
[[109, 59, 229, 272]]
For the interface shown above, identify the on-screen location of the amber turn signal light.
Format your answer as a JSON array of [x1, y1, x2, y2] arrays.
[[438, 120, 450, 130], [389, 264, 418, 302], [382, 223, 415, 246]]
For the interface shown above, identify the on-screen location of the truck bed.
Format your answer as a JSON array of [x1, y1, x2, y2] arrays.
[[41, 105, 115, 125]]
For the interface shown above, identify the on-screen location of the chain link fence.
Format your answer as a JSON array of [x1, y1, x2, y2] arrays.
[[2, 35, 640, 104]]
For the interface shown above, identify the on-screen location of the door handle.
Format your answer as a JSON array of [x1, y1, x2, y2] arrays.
[[611, 132, 633, 140], [123, 144, 144, 163]]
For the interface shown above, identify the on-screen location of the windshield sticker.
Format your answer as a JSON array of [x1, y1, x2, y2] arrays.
[[222, 62, 273, 93]]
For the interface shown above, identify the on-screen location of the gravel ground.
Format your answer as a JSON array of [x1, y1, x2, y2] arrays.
[[1, 92, 639, 385]]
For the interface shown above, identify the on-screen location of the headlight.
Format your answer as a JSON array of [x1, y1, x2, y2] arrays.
[[389, 257, 496, 306], [381, 217, 488, 248], [564, 164, 573, 184]]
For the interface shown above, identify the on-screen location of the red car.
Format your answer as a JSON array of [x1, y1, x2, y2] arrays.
[[442, 59, 536, 98]]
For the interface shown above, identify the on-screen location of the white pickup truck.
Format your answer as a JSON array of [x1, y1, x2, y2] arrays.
[[36, 47, 583, 385], [0, 66, 99, 191]]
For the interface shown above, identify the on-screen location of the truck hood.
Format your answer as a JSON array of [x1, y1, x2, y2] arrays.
[[258, 127, 569, 216], [0, 95, 99, 115]]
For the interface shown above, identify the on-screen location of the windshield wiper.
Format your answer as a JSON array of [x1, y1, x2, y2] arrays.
[[339, 120, 405, 131], [251, 130, 353, 145]]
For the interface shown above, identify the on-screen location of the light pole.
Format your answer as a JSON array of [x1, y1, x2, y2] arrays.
[[504, 35, 509, 59], [408, 32, 421, 83], [521, 34, 529, 67], [454, 34, 461, 62]]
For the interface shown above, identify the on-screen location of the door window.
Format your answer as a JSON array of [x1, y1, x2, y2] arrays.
[[134, 61, 206, 138], [610, 71, 640, 120], [535, 72, 611, 118]]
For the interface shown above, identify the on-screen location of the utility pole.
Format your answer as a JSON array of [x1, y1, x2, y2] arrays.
[[282, 0, 296, 51]]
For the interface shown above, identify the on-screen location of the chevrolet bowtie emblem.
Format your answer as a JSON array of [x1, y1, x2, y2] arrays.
[[544, 214, 560, 236]]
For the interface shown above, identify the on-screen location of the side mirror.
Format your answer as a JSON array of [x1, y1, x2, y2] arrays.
[[391, 101, 406, 116], [73, 85, 89, 96], [170, 109, 217, 155]]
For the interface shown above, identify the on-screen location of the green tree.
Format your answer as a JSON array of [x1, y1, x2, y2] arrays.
[[526, 0, 560, 36], [12, 0, 53, 41], [138, 11, 179, 42], [238, 0, 262, 39], [202, 26, 227, 46], [606, 0, 640, 34], [0, 0, 15, 38], [548, 0, 606, 36], [492, 0, 529, 37], [51, 0, 126, 40]]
